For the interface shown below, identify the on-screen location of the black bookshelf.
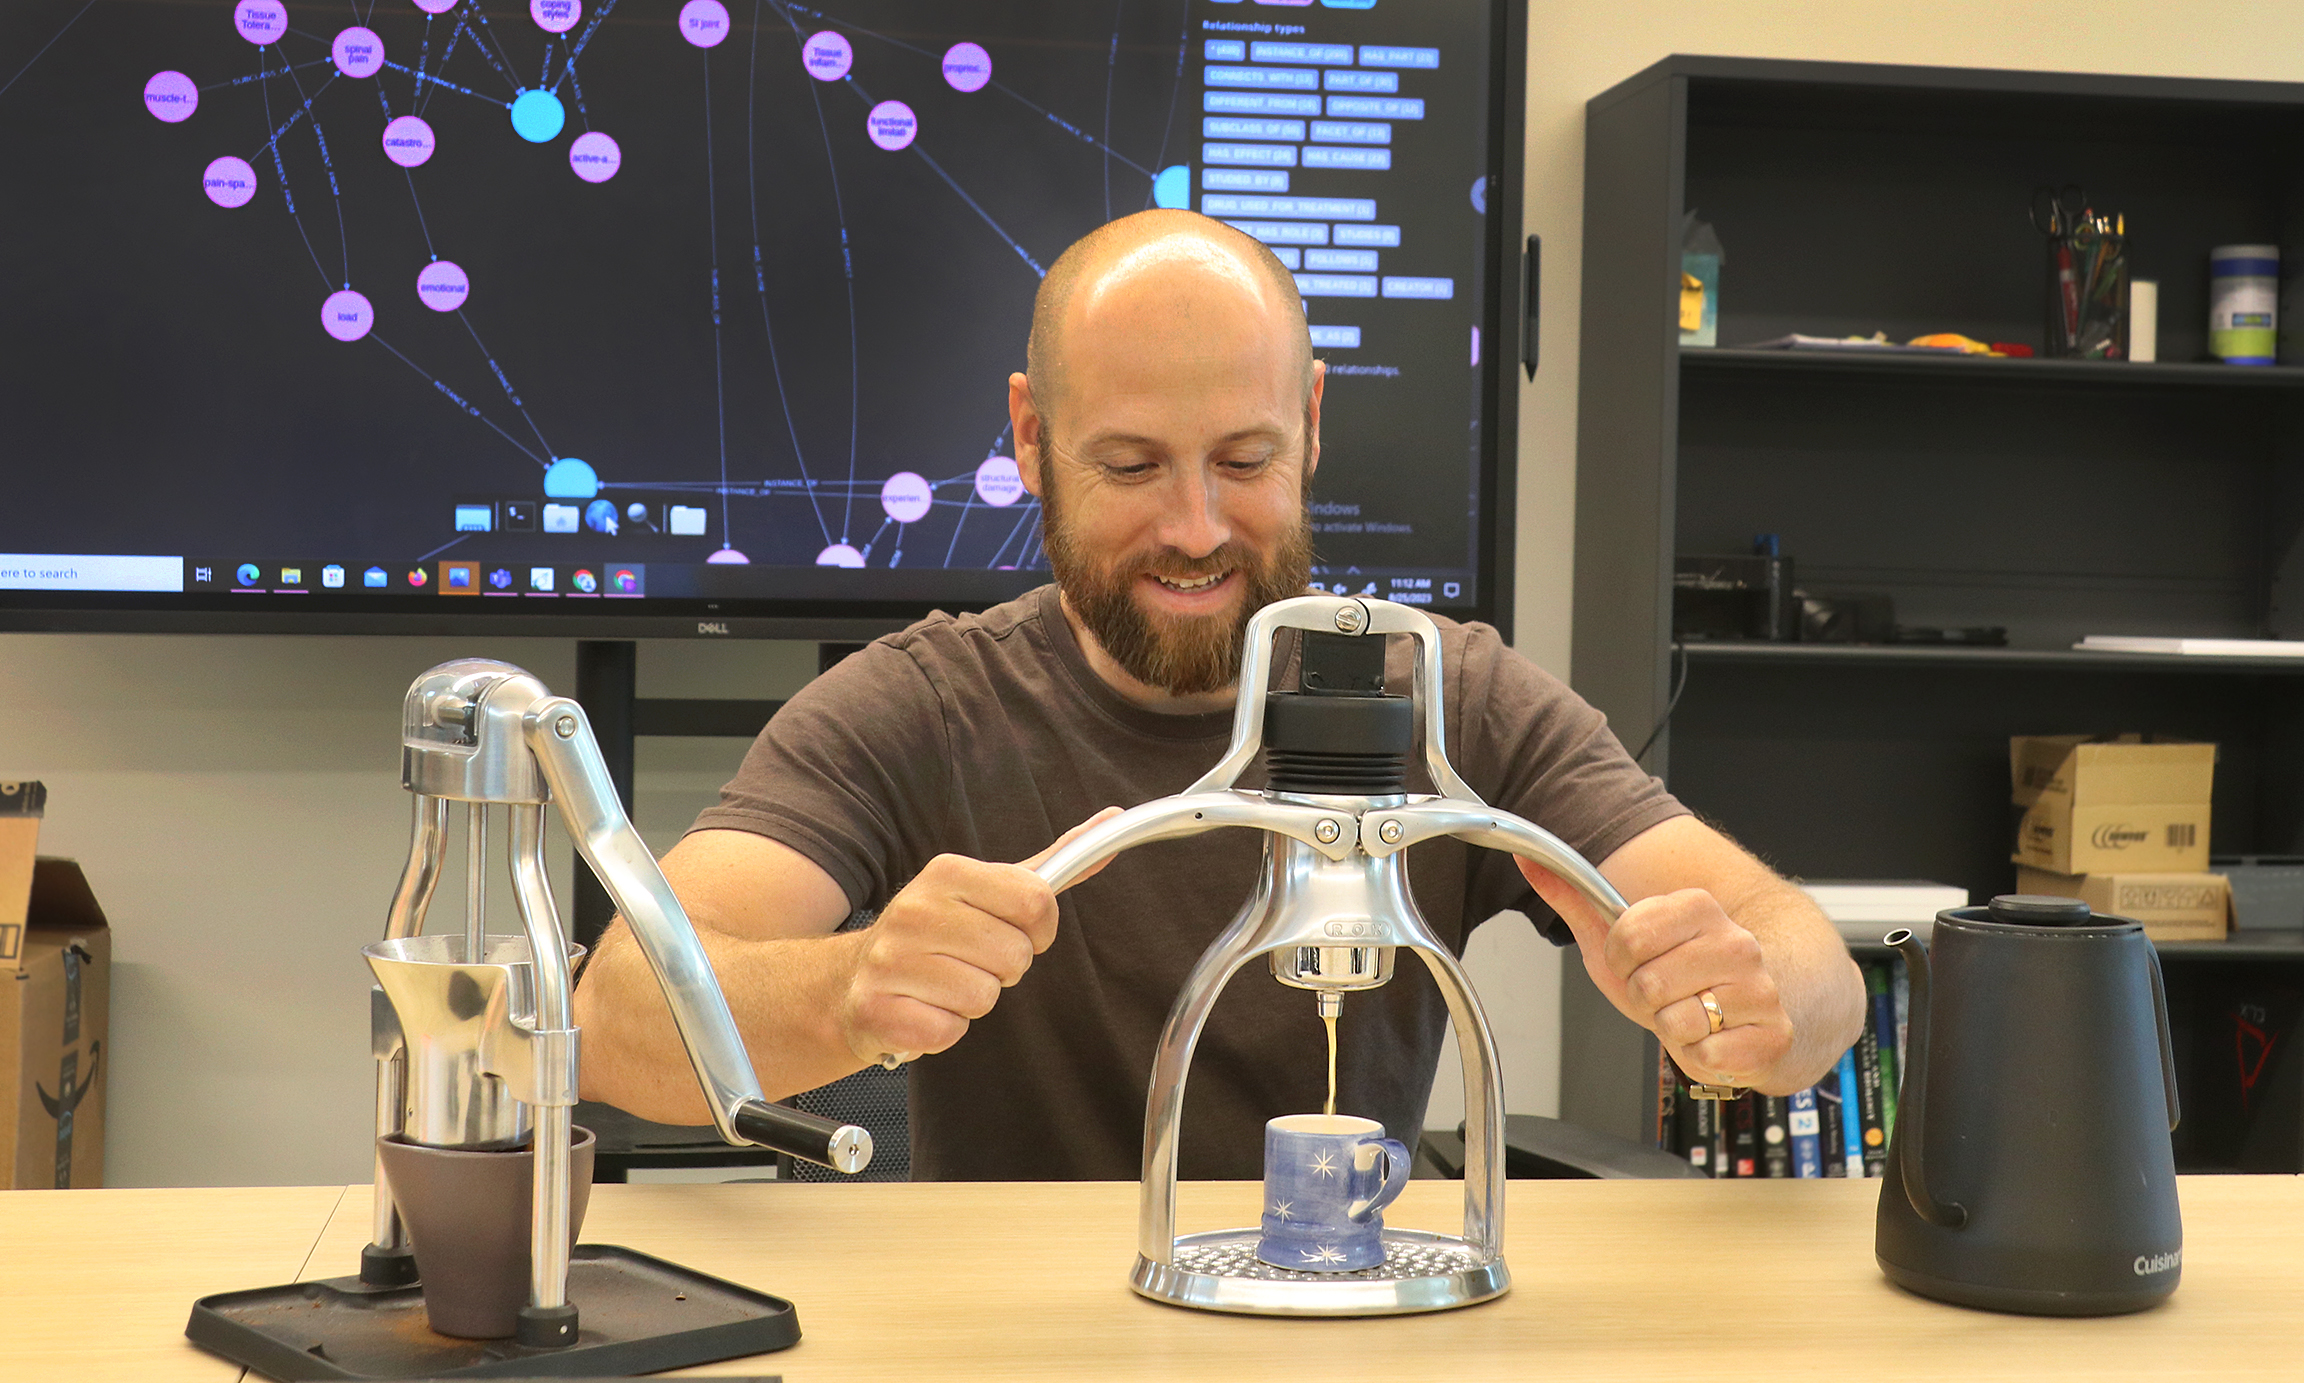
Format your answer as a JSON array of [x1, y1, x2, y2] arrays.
[[1565, 55, 2304, 1170]]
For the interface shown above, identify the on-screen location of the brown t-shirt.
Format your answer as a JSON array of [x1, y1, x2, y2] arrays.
[[692, 585, 1685, 1180]]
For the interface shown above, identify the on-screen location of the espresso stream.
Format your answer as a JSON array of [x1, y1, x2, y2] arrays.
[[1323, 1007, 1339, 1118]]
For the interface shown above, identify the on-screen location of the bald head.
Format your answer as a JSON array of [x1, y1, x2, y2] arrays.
[[1024, 210, 1313, 430]]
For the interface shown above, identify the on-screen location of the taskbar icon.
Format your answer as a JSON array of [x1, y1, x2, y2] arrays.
[[190, 560, 644, 598]]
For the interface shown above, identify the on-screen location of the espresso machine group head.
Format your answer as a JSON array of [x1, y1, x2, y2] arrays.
[[189, 659, 870, 1377], [1027, 596, 1635, 1316]]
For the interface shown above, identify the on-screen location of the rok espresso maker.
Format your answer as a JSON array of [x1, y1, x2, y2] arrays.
[[1028, 595, 1644, 1316], [188, 659, 871, 1380]]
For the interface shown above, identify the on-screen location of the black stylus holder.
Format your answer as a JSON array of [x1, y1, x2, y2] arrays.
[[186, 660, 874, 1381]]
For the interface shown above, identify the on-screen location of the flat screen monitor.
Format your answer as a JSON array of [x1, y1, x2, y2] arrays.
[[0, 0, 1525, 638]]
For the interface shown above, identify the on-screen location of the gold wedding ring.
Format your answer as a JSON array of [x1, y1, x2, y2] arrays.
[[1697, 988, 1724, 1035]]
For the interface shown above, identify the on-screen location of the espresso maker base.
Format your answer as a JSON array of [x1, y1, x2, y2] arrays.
[[1131, 1228, 1509, 1316], [186, 1243, 802, 1380]]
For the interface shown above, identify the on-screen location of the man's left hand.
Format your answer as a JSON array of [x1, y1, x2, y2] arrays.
[[1519, 864, 1795, 1092]]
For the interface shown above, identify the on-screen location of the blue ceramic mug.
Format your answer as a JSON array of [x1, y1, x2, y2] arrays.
[[1255, 1113, 1411, 1272]]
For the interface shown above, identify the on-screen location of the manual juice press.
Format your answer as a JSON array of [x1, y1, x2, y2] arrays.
[[1026, 595, 1646, 1316], [187, 659, 870, 1380]]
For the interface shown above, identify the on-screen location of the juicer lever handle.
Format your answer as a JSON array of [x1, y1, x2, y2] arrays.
[[1032, 792, 1364, 892], [1360, 801, 1628, 924], [734, 1098, 874, 1174], [525, 696, 872, 1173]]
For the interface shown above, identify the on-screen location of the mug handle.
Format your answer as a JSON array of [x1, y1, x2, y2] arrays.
[[1346, 1137, 1412, 1222]]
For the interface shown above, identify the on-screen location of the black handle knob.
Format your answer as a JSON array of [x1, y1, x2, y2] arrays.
[[732, 1098, 873, 1173]]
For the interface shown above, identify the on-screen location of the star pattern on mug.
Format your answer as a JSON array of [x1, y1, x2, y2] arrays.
[[1309, 1149, 1340, 1178], [1300, 1244, 1347, 1265], [1269, 1199, 1295, 1221]]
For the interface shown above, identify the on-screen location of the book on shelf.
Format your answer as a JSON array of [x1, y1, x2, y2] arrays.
[[1814, 1071, 1848, 1177], [1759, 1094, 1791, 1178], [1867, 962, 1900, 1143], [1835, 1049, 1865, 1177], [1788, 1086, 1822, 1177], [1854, 996, 1889, 1177], [1728, 1091, 1758, 1177]]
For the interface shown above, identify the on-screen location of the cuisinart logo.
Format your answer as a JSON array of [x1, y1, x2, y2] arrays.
[[2134, 1249, 2181, 1276], [2118, 883, 2223, 910]]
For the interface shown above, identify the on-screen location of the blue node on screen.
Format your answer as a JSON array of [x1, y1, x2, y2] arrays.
[[1152, 165, 1190, 209], [510, 90, 567, 144], [543, 457, 598, 497]]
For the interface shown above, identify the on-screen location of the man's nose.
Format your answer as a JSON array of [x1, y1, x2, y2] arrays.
[[1154, 465, 1231, 558]]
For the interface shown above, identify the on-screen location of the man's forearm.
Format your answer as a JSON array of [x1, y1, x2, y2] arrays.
[[1729, 880, 1867, 1094], [573, 918, 872, 1125]]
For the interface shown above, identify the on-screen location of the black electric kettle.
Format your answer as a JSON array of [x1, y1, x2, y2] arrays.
[[1876, 895, 2181, 1316]]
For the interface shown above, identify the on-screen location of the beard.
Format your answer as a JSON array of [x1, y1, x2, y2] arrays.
[[1038, 469, 1315, 697]]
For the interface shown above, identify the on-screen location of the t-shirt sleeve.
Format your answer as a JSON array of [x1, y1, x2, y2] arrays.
[[688, 639, 953, 913], [1451, 623, 1689, 944]]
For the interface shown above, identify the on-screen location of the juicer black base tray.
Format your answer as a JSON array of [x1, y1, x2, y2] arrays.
[[186, 1242, 800, 1380]]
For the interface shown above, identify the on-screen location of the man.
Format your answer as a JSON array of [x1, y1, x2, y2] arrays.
[[573, 210, 1865, 1179]]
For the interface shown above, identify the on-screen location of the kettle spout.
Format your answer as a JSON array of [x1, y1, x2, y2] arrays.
[[1884, 928, 1965, 1230]]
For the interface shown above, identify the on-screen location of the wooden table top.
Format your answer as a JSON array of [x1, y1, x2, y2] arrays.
[[10, 1175, 2302, 1381]]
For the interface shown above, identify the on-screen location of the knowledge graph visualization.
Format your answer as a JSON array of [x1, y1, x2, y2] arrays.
[[0, 0, 1499, 612]]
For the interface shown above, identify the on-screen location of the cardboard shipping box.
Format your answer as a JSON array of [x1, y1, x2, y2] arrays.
[[2016, 865, 2231, 942], [0, 782, 110, 1189], [2011, 736, 2214, 874]]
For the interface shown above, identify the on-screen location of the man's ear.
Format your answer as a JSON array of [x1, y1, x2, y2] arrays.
[[1303, 358, 1326, 480], [1010, 372, 1045, 497]]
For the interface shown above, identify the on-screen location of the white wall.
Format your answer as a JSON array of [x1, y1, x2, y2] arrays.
[[15, 0, 2302, 1186]]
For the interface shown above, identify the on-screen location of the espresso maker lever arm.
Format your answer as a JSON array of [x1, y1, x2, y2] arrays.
[[1033, 792, 1365, 892], [522, 696, 871, 1174]]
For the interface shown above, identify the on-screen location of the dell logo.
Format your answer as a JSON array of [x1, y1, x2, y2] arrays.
[[697, 621, 730, 636]]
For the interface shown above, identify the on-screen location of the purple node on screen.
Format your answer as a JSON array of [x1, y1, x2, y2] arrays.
[[706, 547, 751, 564], [941, 42, 992, 93], [416, 260, 470, 312], [382, 115, 436, 167], [233, 0, 288, 45], [321, 289, 375, 342], [202, 156, 258, 209], [568, 130, 622, 183], [530, 0, 581, 34], [144, 71, 198, 123], [974, 456, 1024, 507], [866, 100, 917, 152], [413, 0, 459, 12], [801, 30, 852, 82], [815, 543, 866, 568], [678, 0, 730, 48], [880, 472, 933, 524], [332, 27, 385, 78]]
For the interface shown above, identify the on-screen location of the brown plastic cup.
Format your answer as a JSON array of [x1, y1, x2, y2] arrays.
[[377, 1125, 596, 1339]]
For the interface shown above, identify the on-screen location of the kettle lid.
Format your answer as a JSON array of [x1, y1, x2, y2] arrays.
[[1985, 893, 2095, 927]]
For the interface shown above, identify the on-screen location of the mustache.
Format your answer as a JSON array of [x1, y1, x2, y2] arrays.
[[1130, 548, 1241, 583]]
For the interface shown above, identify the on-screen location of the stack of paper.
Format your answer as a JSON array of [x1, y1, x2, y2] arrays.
[[1798, 880, 1968, 945], [2076, 635, 2304, 658]]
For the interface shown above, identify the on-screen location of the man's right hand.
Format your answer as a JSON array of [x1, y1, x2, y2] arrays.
[[835, 808, 1121, 1066]]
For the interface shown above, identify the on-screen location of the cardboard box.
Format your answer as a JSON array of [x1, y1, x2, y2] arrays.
[[2016, 865, 2231, 942], [0, 782, 109, 1188], [2010, 736, 2214, 874]]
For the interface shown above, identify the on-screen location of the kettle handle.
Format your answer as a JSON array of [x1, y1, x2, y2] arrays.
[[1885, 929, 1966, 1229], [2146, 942, 2181, 1133]]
